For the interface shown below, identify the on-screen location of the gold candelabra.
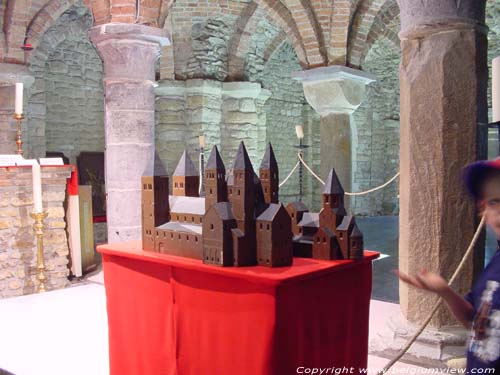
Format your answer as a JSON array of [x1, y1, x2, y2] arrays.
[[30, 211, 48, 293], [14, 113, 24, 156]]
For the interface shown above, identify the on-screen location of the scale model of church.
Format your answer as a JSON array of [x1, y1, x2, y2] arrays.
[[142, 142, 293, 267], [286, 170, 364, 260], [141, 141, 364, 267]]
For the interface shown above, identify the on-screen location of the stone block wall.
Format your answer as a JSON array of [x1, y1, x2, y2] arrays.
[[27, 4, 104, 162], [44, 38, 104, 164], [0, 166, 72, 298]]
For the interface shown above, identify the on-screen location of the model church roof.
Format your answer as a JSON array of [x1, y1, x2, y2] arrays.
[[206, 146, 225, 171], [157, 221, 202, 235], [298, 212, 320, 228], [337, 215, 354, 231], [169, 196, 205, 215], [350, 223, 363, 238], [233, 142, 253, 171], [260, 143, 278, 171], [212, 202, 235, 221], [323, 168, 344, 195], [288, 201, 309, 212], [257, 203, 285, 222], [173, 150, 198, 177], [144, 151, 167, 176]]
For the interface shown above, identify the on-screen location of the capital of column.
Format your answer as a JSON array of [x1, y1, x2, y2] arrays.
[[292, 66, 375, 116], [89, 23, 170, 81], [398, 0, 487, 39]]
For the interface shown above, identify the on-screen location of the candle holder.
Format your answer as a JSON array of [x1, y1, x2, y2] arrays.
[[30, 211, 49, 293], [14, 113, 24, 156]]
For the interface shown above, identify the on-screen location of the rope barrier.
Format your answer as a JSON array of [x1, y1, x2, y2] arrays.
[[279, 161, 301, 188], [376, 214, 486, 375], [296, 153, 400, 196]]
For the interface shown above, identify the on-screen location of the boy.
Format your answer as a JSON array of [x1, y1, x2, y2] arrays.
[[398, 158, 500, 373]]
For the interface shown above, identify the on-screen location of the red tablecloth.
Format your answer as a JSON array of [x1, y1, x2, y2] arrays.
[[98, 241, 379, 375]]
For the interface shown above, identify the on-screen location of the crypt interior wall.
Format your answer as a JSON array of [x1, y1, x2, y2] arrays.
[[27, 4, 104, 164]]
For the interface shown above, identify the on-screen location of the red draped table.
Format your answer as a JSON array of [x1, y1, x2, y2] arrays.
[[98, 241, 379, 375]]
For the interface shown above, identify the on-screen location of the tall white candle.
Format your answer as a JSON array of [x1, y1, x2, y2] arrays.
[[15, 83, 23, 115], [295, 125, 304, 140], [32, 161, 43, 213], [493, 56, 500, 122]]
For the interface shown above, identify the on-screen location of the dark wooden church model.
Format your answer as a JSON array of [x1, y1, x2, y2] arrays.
[[142, 141, 364, 267], [286, 169, 364, 260]]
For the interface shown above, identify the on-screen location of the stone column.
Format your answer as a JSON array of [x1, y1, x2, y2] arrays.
[[89, 24, 169, 243], [292, 66, 375, 209], [0, 63, 34, 155], [398, 0, 488, 329]]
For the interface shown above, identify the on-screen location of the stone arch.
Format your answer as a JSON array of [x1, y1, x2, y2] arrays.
[[25, 0, 85, 51], [281, 0, 326, 66], [26, 4, 104, 160], [347, 0, 396, 68], [228, 0, 309, 75], [328, 0, 353, 65], [357, 0, 399, 66]]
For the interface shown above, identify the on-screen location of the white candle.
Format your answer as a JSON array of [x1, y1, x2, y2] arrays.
[[295, 125, 304, 140], [32, 161, 43, 213], [15, 83, 23, 115]]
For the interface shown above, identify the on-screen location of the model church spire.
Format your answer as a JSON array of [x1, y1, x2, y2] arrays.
[[173, 150, 199, 197], [205, 145, 227, 211], [322, 168, 344, 210], [141, 152, 170, 251], [260, 143, 279, 204]]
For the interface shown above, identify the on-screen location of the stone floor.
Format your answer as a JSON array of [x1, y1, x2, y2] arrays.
[[0, 280, 428, 375]]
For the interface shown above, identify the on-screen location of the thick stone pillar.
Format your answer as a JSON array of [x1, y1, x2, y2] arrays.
[[398, 0, 488, 329], [89, 24, 169, 243], [369, 0, 488, 365], [292, 66, 375, 209], [0, 63, 34, 155]]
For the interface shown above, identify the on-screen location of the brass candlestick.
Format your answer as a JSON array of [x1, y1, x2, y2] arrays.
[[14, 113, 24, 156], [30, 211, 49, 293]]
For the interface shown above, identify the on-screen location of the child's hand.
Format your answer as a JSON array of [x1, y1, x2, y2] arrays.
[[395, 269, 450, 295]]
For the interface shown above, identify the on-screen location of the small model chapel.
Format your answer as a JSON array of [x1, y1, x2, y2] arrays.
[[141, 141, 364, 267]]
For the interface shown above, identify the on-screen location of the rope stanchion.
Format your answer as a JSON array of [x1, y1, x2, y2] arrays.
[[296, 153, 399, 196], [279, 161, 301, 188], [376, 214, 486, 375]]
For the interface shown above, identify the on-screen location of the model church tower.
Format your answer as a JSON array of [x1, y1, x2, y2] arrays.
[[229, 142, 257, 266], [141, 153, 170, 251], [205, 146, 227, 212], [173, 150, 199, 197], [260, 143, 279, 204]]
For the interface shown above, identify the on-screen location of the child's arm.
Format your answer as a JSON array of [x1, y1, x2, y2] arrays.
[[397, 270, 474, 328]]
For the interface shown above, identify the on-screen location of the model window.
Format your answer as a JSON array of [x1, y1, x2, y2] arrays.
[[171, 233, 173, 239], [211, 224, 214, 230], [210, 188, 213, 194], [175, 182, 178, 188], [186, 235, 189, 241], [238, 189, 241, 195], [178, 234, 181, 240], [192, 217, 195, 222], [325, 196, 329, 203], [323, 237, 326, 243], [148, 184, 152, 189], [340, 233, 343, 240], [195, 236, 198, 242], [266, 224, 270, 230], [260, 223, 263, 230]]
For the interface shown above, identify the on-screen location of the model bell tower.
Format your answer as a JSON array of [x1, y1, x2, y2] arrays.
[[173, 150, 199, 197], [205, 145, 227, 212], [260, 143, 279, 205], [142, 152, 170, 251], [230, 141, 255, 226], [322, 168, 344, 209]]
